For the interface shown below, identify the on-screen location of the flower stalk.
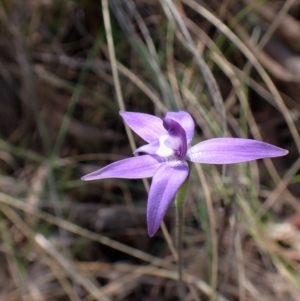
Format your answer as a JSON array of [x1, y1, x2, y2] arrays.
[[175, 177, 189, 292], [175, 178, 189, 271]]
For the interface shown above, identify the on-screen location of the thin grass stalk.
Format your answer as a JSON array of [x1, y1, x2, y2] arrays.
[[175, 178, 189, 298], [110, 0, 177, 109], [102, 0, 178, 261], [162, 0, 227, 136], [181, 0, 300, 152], [194, 163, 218, 301], [0, 191, 230, 301]]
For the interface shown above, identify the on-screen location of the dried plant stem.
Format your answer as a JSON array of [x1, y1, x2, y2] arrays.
[[195, 164, 218, 301], [0, 192, 230, 301], [162, 0, 227, 136], [102, 0, 177, 261], [101, 0, 136, 152], [181, 0, 300, 152]]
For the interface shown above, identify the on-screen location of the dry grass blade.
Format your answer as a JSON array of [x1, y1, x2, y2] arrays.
[[162, 0, 227, 135], [0, 192, 230, 301], [101, 0, 136, 151], [76, 262, 230, 301], [0, 203, 111, 301], [42, 256, 82, 301], [103, 0, 178, 264], [194, 163, 218, 299], [116, 62, 168, 113], [35, 234, 111, 301], [181, 0, 300, 152], [257, 157, 300, 217], [0, 1, 299, 300]]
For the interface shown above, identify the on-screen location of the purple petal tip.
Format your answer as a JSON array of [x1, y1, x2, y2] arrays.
[[148, 229, 155, 237]]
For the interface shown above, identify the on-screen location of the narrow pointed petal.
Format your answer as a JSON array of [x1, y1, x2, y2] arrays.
[[166, 111, 195, 144], [134, 140, 160, 155], [147, 161, 189, 237], [187, 138, 288, 164], [120, 111, 167, 143], [81, 155, 162, 180]]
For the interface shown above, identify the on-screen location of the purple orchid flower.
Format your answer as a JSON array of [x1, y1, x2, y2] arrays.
[[82, 111, 288, 237]]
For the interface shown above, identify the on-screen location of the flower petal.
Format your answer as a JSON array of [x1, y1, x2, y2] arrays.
[[163, 118, 187, 157], [165, 111, 195, 144], [187, 138, 288, 164], [133, 140, 160, 155], [81, 155, 162, 180], [120, 111, 167, 143], [147, 160, 189, 237]]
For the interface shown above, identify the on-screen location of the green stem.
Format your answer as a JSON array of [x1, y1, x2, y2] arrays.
[[175, 177, 189, 298], [176, 203, 184, 282]]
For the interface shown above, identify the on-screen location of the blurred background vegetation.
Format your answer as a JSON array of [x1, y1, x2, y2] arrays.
[[0, 0, 300, 300]]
